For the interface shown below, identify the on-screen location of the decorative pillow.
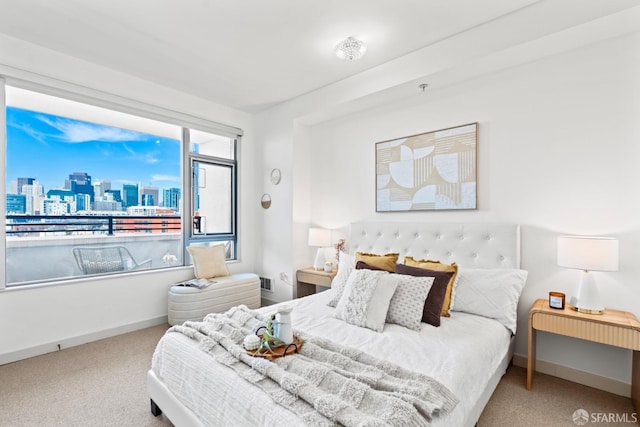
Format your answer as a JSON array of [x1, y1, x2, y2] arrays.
[[327, 253, 355, 308], [404, 257, 458, 317], [394, 263, 455, 327], [385, 274, 434, 331], [355, 260, 386, 271], [334, 269, 398, 332], [451, 268, 528, 334], [355, 252, 399, 273], [187, 244, 230, 279]]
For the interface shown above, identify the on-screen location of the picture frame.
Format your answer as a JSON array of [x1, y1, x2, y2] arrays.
[[375, 122, 477, 212]]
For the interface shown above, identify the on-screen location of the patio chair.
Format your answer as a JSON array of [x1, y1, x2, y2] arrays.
[[73, 246, 152, 275]]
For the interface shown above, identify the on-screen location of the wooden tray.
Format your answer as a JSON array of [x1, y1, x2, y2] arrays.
[[245, 336, 304, 360]]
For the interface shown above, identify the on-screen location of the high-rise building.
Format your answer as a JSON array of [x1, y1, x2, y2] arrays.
[[15, 177, 35, 195], [163, 188, 181, 210], [122, 184, 139, 208], [6, 194, 26, 214], [94, 179, 111, 199], [67, 172, 94, 202], [141, 186, 159, 207]]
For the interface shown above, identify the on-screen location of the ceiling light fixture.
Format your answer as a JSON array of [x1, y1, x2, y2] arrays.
[[335, 37, 366, 61]]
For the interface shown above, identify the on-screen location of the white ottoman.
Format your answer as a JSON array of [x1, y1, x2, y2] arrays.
[[168, 273, 261, 325]]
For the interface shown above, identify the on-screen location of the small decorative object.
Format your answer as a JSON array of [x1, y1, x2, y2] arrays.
[[275, 305, 294, 344], [270, 168, 281, 185], [324, 261, 333, 272], [549, 292, 565, 310], [335, 238, 346, 262], [243, 334, 261, 351], [261, 194, 271, 209]]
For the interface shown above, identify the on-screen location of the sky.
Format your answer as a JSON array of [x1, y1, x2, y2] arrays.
[[6, 106, 181, 195]]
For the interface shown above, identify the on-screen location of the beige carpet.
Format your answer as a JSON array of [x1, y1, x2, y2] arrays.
[[0, 325, 636, 426]]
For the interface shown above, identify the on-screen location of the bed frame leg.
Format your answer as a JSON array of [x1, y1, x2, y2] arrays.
[[150, 399, 162, 417]]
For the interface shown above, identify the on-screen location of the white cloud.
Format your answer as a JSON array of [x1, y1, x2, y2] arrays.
[[151, 174, 180, 182], [37, 115, 144, 143]]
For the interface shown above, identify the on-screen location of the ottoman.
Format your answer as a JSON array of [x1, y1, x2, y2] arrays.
[[168, 273, 261, 325]]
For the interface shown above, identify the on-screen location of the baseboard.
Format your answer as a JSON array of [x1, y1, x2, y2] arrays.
[[513, 353, 631, 397], [0, 315, 168, 366]]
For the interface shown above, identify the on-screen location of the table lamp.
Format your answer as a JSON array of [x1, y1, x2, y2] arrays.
[[308, 228, 331, 270], [557, 235, 619, 314]]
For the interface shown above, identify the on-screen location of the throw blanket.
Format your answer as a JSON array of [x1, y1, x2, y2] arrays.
[[169, 305, 458, 427]]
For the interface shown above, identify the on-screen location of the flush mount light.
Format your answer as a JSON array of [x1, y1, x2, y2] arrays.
[[335, 37, 366, 61]]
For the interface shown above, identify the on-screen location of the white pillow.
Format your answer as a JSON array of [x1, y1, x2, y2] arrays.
[[327, 253, 355, 307], [451, 268, 528, 334], [386, 274, 434, 331], [334, 269, 397, 332], [187, 244, 230, 279]]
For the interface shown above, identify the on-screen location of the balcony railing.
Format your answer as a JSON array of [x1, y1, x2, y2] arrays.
[[6, 214, 182, 236], [5, 214, 184, 284]]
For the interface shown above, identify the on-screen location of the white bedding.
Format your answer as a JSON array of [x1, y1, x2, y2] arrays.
[[151, 290, 512, 426]]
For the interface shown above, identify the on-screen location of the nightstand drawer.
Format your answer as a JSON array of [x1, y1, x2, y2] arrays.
[[532, 312, 640, 350], [296, 270, 333, 287]]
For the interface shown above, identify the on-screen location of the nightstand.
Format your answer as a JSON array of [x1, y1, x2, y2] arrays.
[[295, 268, 336, 298], [527, 298, 640, 412]]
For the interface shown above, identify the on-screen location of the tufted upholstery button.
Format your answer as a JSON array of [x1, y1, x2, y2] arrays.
[[471, 253, 477, 258], [394, 232, 400, 237], [377, 232, 382, 237], [414, 233, 419, 238], [435, 233, 441, 239], [485, 234, 491, 240], [459, 235, 465, 240], [499, 255, 505, 261], [446, 251, 452, 256]]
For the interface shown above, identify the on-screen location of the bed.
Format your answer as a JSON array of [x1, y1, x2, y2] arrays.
[[147, 222, 526, 426]]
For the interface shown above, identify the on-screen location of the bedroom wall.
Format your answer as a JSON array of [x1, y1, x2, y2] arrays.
[[302, 32, 640, 390], [0, 35, 260, 364]]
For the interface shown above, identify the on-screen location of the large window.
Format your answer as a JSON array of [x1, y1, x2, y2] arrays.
[[2, 84, 239, 286]]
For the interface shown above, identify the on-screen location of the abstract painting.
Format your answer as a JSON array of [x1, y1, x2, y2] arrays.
[[376, 123, 477, 212]]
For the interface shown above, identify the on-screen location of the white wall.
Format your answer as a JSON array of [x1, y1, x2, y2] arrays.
[[0, 35, 260, 363], [306, 32, 640, 387], [257, 31, 640, 391]]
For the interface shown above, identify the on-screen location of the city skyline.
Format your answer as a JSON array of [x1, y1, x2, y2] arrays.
[[6, 106, 182, 196]]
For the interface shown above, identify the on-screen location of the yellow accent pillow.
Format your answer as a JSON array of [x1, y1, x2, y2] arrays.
[[404, 256, 458, 317], [354, 252, 399, 273], [187, 244, 230, 279]]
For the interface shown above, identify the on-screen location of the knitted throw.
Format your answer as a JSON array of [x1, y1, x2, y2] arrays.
[[169, 305, 458, 427]]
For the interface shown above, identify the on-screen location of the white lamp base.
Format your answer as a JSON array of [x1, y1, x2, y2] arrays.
[[313, 248, 325, 270], [574, 270, 604, 315]]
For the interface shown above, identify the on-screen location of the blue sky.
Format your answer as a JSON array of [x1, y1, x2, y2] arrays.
[[6, 106, 181, 195]]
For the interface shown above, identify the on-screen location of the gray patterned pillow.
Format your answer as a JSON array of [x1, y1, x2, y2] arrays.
[[334, 269, 398, 332], [386, 274, 435, 331]]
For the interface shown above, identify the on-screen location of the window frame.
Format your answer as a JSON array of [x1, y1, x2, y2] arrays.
[[1, 77, 242, 288]]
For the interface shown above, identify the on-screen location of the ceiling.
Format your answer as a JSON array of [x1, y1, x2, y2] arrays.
[[0, 0, 638, 114]]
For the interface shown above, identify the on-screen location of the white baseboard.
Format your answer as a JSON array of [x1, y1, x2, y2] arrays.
[[513, 353, 631, 397], [0, 315, 168, 366]]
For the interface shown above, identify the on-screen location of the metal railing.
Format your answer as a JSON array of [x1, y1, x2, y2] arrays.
[[6, 214, 182, 236]]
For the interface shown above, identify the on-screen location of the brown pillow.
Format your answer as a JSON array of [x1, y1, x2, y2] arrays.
[[404, 256, 458, 317], [395, 263, 455, 327], [355, 252, 399, 273], [355, 260, 386, 271]]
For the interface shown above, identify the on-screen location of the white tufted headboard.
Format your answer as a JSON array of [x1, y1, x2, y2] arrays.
[[349, 222, 520, 269]]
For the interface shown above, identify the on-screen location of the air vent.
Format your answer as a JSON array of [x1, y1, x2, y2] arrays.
[[260, 276, 273, 292]]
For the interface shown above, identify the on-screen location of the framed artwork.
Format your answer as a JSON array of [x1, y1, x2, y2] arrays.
[[375, 122, 477, 212]]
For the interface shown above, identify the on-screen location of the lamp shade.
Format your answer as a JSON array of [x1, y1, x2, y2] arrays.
[[557, 236, 619, 272], [308, 228, 331, 247]]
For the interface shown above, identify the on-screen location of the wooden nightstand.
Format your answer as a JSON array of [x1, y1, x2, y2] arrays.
[[527, 298, 640, 412], [295, 268, 336, 298]]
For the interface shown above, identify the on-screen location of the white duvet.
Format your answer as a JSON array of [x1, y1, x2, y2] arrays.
[[152, 290, 512, 426]]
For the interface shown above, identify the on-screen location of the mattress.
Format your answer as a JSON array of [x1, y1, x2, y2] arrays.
[[152, 290, 512, 426]]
